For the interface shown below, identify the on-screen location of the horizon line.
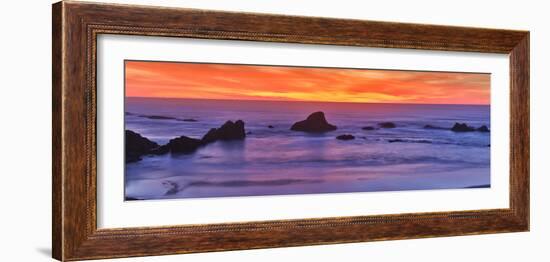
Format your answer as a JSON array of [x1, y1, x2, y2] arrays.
[[125, 96, 490, 106]]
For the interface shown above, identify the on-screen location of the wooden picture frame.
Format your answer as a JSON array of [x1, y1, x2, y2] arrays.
[[52, 1, 529, 261]]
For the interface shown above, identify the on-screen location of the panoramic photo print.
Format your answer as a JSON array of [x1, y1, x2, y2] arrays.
[[124, 60, 491, 201]]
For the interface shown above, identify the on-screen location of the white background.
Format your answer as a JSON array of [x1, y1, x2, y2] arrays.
[[98, 35, 509, 228], [0, 0, 547, 261]]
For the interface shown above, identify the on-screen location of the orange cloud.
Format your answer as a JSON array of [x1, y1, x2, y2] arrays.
[[125, 61, 490, 105]]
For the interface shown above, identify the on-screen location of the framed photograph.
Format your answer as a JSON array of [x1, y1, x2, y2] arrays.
[[52, 1, 529, 261]]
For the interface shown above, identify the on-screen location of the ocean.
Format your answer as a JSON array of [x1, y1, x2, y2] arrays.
[[124, 97, 490, 200]]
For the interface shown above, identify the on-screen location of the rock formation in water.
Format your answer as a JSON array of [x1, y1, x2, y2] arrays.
[[290, 112, 337, 132], [362, 126, 375, 130], [139, 115, 179, 120], [165, 136, 204, 153], [388, 139, 432, 144], [126, 120, 247, 162], [336, 134, 355, 140], [159, 120, 246, 154], [477, 125, 490, 132], [378, 122, 396, 128], [425, 123, 489, 133], [451, 122, 476, 132], [133, 114, 198, 122], [125, 130, 159, 163], [201, 120, 246, 144]]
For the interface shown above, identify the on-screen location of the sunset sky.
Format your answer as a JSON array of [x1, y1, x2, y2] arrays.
[[125, 61, 490, 105]]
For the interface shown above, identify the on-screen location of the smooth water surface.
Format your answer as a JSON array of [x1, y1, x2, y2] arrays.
[[125, 97, 490, 200]]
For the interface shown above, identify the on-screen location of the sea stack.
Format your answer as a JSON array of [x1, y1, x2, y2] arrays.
[[451, 122, 476, 132], [477, 125, 490, 132], [125, 120, 248, 162], [164, 136, 203, 153], [152, 120, 247, 155], [125, 130, 159, 163], [201, 120, 246, 144], [290, 112, 337, 132]]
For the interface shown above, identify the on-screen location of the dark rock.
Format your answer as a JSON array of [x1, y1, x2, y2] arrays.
[[465, 184, 490, 188], [125, 112, 135, 116], [125, 196, 143, 201], [246, 131, 252, 135], [139, 115, 178, 120], [202, 129, 220, 144], [126, 154, 142, 163], [165, 136, 203, 154], [424, 124, 447, 130], [477, 125, 490, 132], [137, 114, 198, 122], [268, 125, 275, 128], [388, 139, 432, 144], [149, 145, 170, 155], [201, 120, 246, 144], [290, 112, 337, 132], [362, 126, 375, 130], [128, 120, 247, 158], [451, 123, 475, 132], [336, 134, 355, 140], [125, 130, 159, 163], [378, 122, 396, 128]]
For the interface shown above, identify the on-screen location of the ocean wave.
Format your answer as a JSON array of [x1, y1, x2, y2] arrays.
[[194, 152, 489, 171], [162, 178, 323, 195], [382, 137, 489, 147]]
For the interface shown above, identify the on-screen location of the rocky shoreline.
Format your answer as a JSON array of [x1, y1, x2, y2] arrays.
[[126, 111, 490, 163], [126, 120, 245, 163]]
